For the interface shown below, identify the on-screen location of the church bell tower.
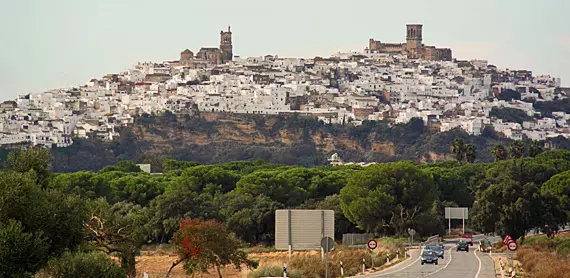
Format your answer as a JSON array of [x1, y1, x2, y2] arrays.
[[406, 24, 423, 58], [220, 26, 233, 63]]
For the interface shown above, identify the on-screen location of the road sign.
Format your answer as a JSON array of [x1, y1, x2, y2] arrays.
[[321, 237, 334, 278], [408, 228, 416, 236], [503, 234, 514, 245], [321, 237, 334, 252], [367, 239, 378, 250], [445, 207, 469, 219], [507, 241, 518, 251]]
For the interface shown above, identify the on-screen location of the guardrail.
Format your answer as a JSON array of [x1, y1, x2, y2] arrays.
[[425, 235, 441, 244], [343, 233, 374, 246]]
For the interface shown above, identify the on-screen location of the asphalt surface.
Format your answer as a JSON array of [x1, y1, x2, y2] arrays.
[[354, 237, 497, 278]]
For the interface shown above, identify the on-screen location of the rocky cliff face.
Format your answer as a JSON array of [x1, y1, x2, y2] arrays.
[[47, 111, 518, 172], [131, 112, 397, 158]]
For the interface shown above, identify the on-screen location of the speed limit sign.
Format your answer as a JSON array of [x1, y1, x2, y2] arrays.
[[368, 240, 378, 250], [507, 241, 518, 251]]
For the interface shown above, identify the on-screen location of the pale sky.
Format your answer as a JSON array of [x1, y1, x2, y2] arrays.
[[1, 0, 568, 101]]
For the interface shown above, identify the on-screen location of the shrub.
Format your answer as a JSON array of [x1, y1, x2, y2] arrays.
[[248, 265, 301, 278], [0, 219, 50, 277], [41, 251, 126, 278], [287, 248, 396, 277], [517, 246, 570, 278], [523, 236, 570, 256]]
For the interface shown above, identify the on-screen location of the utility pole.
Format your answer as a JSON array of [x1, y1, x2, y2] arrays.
[[325, 239, 329, 278]]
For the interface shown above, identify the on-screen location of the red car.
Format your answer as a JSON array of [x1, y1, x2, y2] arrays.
[[461, 234, 473, 246]]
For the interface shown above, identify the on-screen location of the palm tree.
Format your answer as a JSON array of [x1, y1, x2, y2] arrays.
[[509, 140, 525, 159], [465, 144, 477, 163], [491, 144, 507, 161], [451, 138, 466, 163], [528, 140, 543, 157]]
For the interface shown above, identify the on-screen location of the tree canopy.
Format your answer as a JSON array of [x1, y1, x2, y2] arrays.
[[2, 147, 570, 276]]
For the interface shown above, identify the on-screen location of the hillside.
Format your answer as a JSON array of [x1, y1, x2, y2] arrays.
[[8, 111, 566, 173]]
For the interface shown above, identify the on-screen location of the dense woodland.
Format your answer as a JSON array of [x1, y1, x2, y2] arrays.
[[2, 143, 570, 277]]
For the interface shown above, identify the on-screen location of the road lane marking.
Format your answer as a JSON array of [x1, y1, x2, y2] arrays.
[[474, 248, 482, 278], [424, 246, 453, 277], [372, 249, 422, 277]]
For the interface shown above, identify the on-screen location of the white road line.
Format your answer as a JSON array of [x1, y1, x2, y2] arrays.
[[474, 248, 482, 278], [373, 248, 422, 277], [425, 247, 453, 277]]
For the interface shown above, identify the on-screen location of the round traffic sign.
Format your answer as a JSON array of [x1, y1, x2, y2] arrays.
[[321, 237, 334, 252], [408, 228, 416, 236], [507, 241, 518, 251], [368, 239, 378, 250]]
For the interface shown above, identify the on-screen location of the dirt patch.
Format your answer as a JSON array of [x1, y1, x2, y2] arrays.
[[428, 151, 449, 161], [136, 253, 245, 278], [370, 142, 395, 156], [135, 244, 400, 278]]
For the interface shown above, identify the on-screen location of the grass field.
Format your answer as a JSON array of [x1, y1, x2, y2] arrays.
[[515, 231, 570, 278]]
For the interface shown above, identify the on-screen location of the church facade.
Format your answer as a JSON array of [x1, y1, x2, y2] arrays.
[[179, 26, 233, 68]]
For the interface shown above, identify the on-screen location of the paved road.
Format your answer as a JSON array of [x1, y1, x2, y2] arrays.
[[353, 239, 497, 278]]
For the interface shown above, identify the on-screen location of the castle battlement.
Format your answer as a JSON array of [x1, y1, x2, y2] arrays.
[[368, 24, 452, 61]]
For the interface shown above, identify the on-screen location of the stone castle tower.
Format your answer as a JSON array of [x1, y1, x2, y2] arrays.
[[220, 26, 233, 63], [406, 24, 423, 58]]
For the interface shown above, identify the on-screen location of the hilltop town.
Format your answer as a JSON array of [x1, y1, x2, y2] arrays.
[[0, 24, 568, 148]]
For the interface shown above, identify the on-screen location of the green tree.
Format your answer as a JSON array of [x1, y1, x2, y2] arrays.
[[339, 161, 438, 235], [509, 141, 525, 159], [48, 171, 107, 199], [167, 219, 258, 278], [307, 169, 352, 199], [472, 180, 566, 240], [542, 170, 570, 215], [471, 159, 568, 240], [234, 170, 299, 206], [535, 150, 570, 162], [489, 107, 531, 124], [8, 148, 51, 185], [42, 251, 126, 278], [0, 171, 88, 256], [162, 159, 200, 172], [99, 161, 142, 173], [178, 165, 241, 194], [85, 199, 149, 278], [216, 192, 282, 244], [528, 140, 543, 157], [107, 174, 166, 206], [148, 182, 218, 243], [491, 144, 507, 161], [424, 167, 473, 207], [451, 138, 466, 164], [465, 144, 477, 163], [0, 219, 50, 278]]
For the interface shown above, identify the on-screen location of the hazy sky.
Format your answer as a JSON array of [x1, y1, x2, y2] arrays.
[[1, 0, 568, 101]]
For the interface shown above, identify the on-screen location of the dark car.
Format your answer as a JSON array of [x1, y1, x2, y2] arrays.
[[461, 234, 474, 246], [426, 244, 445, 259], [421, 250, 439, 265], [457, 240, 469, 252]]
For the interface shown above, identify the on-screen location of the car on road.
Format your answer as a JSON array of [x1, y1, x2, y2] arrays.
[[425, 244, 445, 259], [461, 234, 473, 246], [420, 250, 439, 265], [457, 240, 469, 252]]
